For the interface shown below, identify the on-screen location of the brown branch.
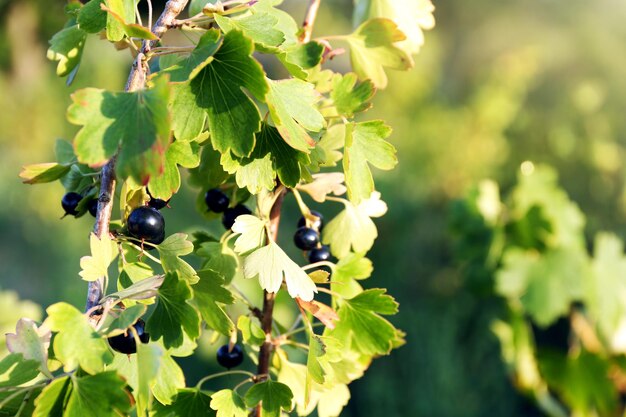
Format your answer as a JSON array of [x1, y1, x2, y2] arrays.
[[85, 0, 190, 312], [255, 187, 287, 416], [301, 0, 321, 43]]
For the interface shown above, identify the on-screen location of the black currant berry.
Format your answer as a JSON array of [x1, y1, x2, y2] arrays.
[[297, 211, 324, 231], [107, 319, 150, 355], [308, 245, 331, 263], [205, 188, 230, 213], [216, 344, 244, 369], [294, 227, 319, 250], [148, 198, 169, 210], [127, 206, 165, 241], [61, 192, 82, 216], [88, 198, 99, 218], [222, 204, 251, 230], [146, 229, 165, 247]]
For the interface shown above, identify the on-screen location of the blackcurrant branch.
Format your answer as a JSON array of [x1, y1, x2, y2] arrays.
[[85, 0, 190, 313]]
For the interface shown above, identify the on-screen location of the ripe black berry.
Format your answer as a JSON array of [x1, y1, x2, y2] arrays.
[[308, 245, 331, 263], [127, 206, 165, 241], [148, 198, 169, 210], [216, 344, 244, 369], [88, 198, 98, 218], [294, 227, 319, 250], [297, 211, 324, 231], [222, 204, 251, 230], [146, 229, 165, 247], [107, 319, 150, 355], [205, 189, 230, 213], [61, 192, 82, 216]]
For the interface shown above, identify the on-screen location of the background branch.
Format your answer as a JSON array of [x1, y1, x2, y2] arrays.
[[86, 0, 190, 312], [301, 0, 321, 42]]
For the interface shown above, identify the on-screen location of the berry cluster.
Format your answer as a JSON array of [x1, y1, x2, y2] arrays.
[[61, 191, 99, 218], [107, 319, 150, 355], [294, 211, 330, 263], [204, 188, 251, 230]]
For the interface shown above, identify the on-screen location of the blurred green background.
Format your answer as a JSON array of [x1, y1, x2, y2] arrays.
[[2, 0, 626, 416]]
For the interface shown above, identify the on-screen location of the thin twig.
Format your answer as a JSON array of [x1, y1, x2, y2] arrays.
[[301, 0, 321, 43], [195, 370, 256, 389], [85, 0, 190, 313]]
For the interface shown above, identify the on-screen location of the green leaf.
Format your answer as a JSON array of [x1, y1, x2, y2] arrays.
[[170, 82, 208, 142], [214, 12, 285, 51], [79, 233, 118, 282], [19, 163, 71, 184], [304, 336, 343, 406], [232, 214, 267, 254], [157, 233, 198, 283], [331, 253, 372, 299], [196, 241, 239, 284], [136, 343, 163, 415], [148, 141, 201, 200], [584, 233, 626, 345], [0, 386, 41, 417], [109, 344, 184, 406], [315, 384, 351, 417], [322, 199, 378, 258], [163, 29, 223, 82], [45, 302, 113, 374], [0, 353, 40, 387], [210, 389, 248, 417], [344, 120, 396, 203], [330, 73, 375, 118], [242, 241, 317, 301], [220, 150, 275, 194], [255, 122, 310, 188], [496, 248, 587, 327], [47, 25, 87, 77], [67, 76, 171, 184], [147, 272, 201, 349], [188, 144, 229, 189], [5, 318, 51, 377], [192, 269, 235, 336], [55, 139, 76, 164], [102, 3, 157, 40], [105, 304, 147, 336], [33, 377, 71, 417], [189, 30, 268, 157], [237, 315, 265, 346], [77, 0, 107, 34], [105, 274, 164, 303], [512, 166, 586, 249], [328, 289, 399, 355], [118, 261, 155, 289], [540, 350, 618, 415], [353, 0, 436, 55], [244, 380, 293, 417], [34, 372, 132, 417], [306, 336, 326, 385], [104, 0, 136, 41], [153, 388, 215, 416], [152, 349, 186, 404], [266, 78, 325, 152], [278, 42, 325, 79], [345, 18, 413, 88]]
